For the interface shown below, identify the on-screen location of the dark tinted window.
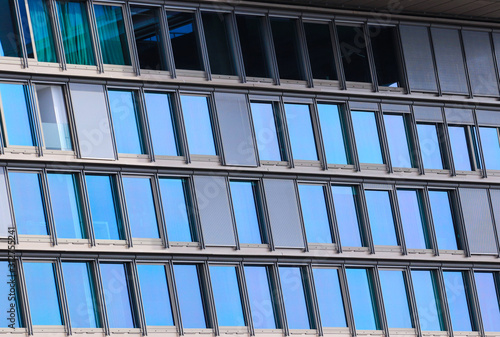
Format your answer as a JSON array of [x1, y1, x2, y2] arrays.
[[202, 12, 236, 75], [337, 25, 371, 83], [369, 26, 401, 87], [236, 15, 270, 78], [167, 11, 203, 71], [304, 22, 337, 80], [270, 18, 303, 80]]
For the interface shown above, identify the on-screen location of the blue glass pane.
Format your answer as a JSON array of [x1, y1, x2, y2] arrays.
[[345, 268, 379, 330], [145, 92, 178, 156], [448, 126, 472, 171], [62, 262, 99, 328], [100, 264, 135, 328], [384, 115, 412, 168], [365, 190, 397, 246], [230, 181, 262, 244], [159, 178, 193, 242], [86, 175, 123, 240], [137, 265, 174, 326], [284, 104, 317, 161], [210, 266, 245, 326], [312, 268, 346, 327], [298, 184, 332, 243], [181, 95, 216, 155], [250, 102, 281, 161], [411, 270, 445, 331], [417, 124, 443, 170], [428, 191, 458, 250], [0, 261, 20, 328], [479, 127, 500, 170], [443, 271, 472, 331], [94, 5, 131, 66], [279, 267, 311, 329], [318, 104, 348, 165], [0, 83, 34, 146], [0, 1, 21, 57], [174, 264, 206, 328], [379, 270, 412, 328], [244, 266, 277, 329], [122, 177, 159, 239], [9, 172, 47, 235], [331, 186, 362, 247], [24, 262, 62, 325], [397, 190, 427, 249], [351, 111, 383, 164], [47, 173, 84, 239], [108, 90, 144, 154], [474, 272, 500, 332], [27, 0, 57, 62], [18, 0, 34, 58]]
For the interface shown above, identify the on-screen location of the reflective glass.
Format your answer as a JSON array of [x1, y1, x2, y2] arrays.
[[474, 272, 500, 331], [159, 178, 193, 242], [181, 95, 216, 156], [0, 1, 22, 57], [173, 264, 206, 328], [210, 266, 245, 326], [345, 268, 379, 330], [397, 190, 428, 249], [130, 6, 165, 70], [417, 124, 443, 170], [279, 267, 311, 329], [18, 0, 34, 58], [122, 177, 159, 239], [312, 268, 346, 327], [270, 18, 303, 80], [448, 126, 472, 171], [284, 104, 317, 161], [94, 5, 131, 66], [411, 270, 445, 331], [428, 191, 458, 250], [9, 172, 47, 235], [337, 26, 371, 83], [0, 261, 20, 327], [236, 15, 270, 78], [145, 92, 178, 156], [379, 270, 412, 328], [230, 181, 262, 244], [202, 12, 236, 76], [244, 266, 277, 329], [26, 0, 57, 62], [100, 264, 135, 328], [24, 262, 62, 325], [351, 111, 383, 164], [318, 104, 348, 165], [250, 102, 282, 161], [137, 264, 174, 326], [298, 184, 332, 243], [167, 11, 203, 71], [384, 114, 412, 168], [479, 127, 500, 170], [0, 83, 34, 146], [331, 186, 362, 247], [62, 262, 99, 328], [443, 271, 473, 331], [304, 23, 337, 80], [365, 190, 397, 246]]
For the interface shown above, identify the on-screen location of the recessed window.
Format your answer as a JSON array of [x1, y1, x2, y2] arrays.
[[417, 123, 444, 170], [303, 22, 337, 81], [379, 270, 413, 328], [474, 272, 500, 332], [270, 18, 304, 80], [0, 83, 35, 147], [159, 178, 194, 243], [250, 102, 283, 161], [173, 264, 207, 328], [167, 11, 203, 71], [384, 114, 412, 168], [365, 190, 398, 246], [94, 4, 131, 66], [331, 186, 363, 247], [137, 264, 174, 326], [428, 190, 459, 250], [278, 266, 313, 329], [0, 1, 22, 57], [448, 126, 477, 171], [443, 271, 474, 331], [21, 0, 57, 62], [244, 266, 278, 329], [411, 270, 445, 331], [144, 92, 178, 156], [312, 268, 347, 327], [122, 177, 159, 239], [337, 25, 371, 83], [180, 95, 216, 156], [202, 12, 237, 76], [317, 104, 349, 165], [479, 127, 500, 170], [0, 261, 20, 327], [210, 266, 245, 327], [229, 181, 263, 244], [397, 189, 428, 249], [236, 15, 270, 78], [369, 26, 402, 87], [351, 110, 383, 164], [345, 268, 380, 330], [284, 104, 318, 161], [298, 184, 332, 244]]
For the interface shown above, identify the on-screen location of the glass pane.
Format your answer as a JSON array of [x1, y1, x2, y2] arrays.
[[18, 0, 34, 58], [122, 177, 159, 239], [303, 23, 337, 80], [284, 104, 317, 161], [312, 268, 346, 327], [0, 167, 12, 237], [250, 102, 282, 161], [100, 264, 135, 328], [26, 0, 57, 62], [145, 92, 178, 156], [108, 90, 145, 154], [351, 111, 383, 164], [36, 84, 72, 151], [370, 26, 401, 87], [202, 12, 236, 76], [62, 262, 99, 328], [24, 262, 62, 325], [279, 267, 311, 329], [137, 264, 174, 326], [298, 184, 332, 243], [443, 271, 473, 331], [94, 5, 131, 66], [86, 175, 123, 240], [474, 272, 500, 332], [167, 11, 203, 71], [173, 264, 206, 328], [159, 178, 193, 242], [417, 124, 443, 170], [210, 266, 245, 326], [47, 173, 84, 239], [479, 127, 500, 170], [411, 270, 445, 331], [448, 126, 472, 171], [428, 191, 458, 250], [56, 0, 94, 65], [0, 0, 21, 57], [181, 95, 216, 155], [244, 266, 277, 329], [230, 181, 262, 244], [130, 7, 165, 70], [337, 25, 371, 83], [397, 189, 428, 249], [331, 186, 362, 247], [9, 172, 47, 235], [365, 190, 397, 246], [384, 114, 412, 168], [0, 261, 20, 327], [379, 270, 412, 328], [270, 18, 303, 80], [236, 15, 270, 78], [345, 268, 379, 330], [318, 104, 348, 165], [0, 83, 34, 146]]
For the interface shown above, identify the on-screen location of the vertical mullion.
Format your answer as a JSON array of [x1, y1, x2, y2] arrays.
[[310, 100, 328, 170], [54, 258, 71, 335], [376, 105, 393, 173], [472, 109, 488, 177], [345, 102, 361, 172], [454, 189, 471, 257], [331, 21, 346, 90], [297, 17, 314, 88], [130, 261, 147, 336], [167, 261, 183, 335], [458, 28, 474, 99], [363, 24, 379, 92], [306, 264, 322, 336], [116, 173, 132, 247], [94, 260, 110, 336], [278, 99, 294, 168], [409, 105, 425, 175], [40, 169, 58, 246], [404, 267, 422, 337], [258, 178, 274, 250], [436, 268, 454, 337], [427, 26, 442, 97], [440, 107, 456, 176], [26, 81, 43, 157], [338, 266, 356, 337], [172, 91, 191, 163], [372, 267, 388, 335], [103, 86, 119, 160], [246, 96, 261, 167], [17, 259, 32, 335], [153, 174, 169, 248], [239, 264, 255, 336], [486, 189, 500, 257], [80, 171, 96, 246], [467, 269, 485, 337], [395, 25, 411, 94], [13, 0, 28, 68], [62, 83, 82, 159], [123, 2, 141, 76], [160, 8, 177, 78], [324, 183, 342, 253], [202, 262, 218, 335], [229, 12, 246, 83], [187, 177, 204, 249], [359, 185, 375, 254], [294, 181, 309, 252], [195, 10, 212, 81], [422, 186, 440, 256], [87, 0, 104, 73], [226, 178, 241, 250], [391, 187, 408, 255], [264, 15, 280, 86], [48, 0, 66, 69], [207, 93, 225, 164], [273, 263, 289, 336], [136, 88, 154, 161]]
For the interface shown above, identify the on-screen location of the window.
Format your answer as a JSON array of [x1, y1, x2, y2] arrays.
[[108, 89, 145, 155], [130, 6, 165, 70], [210, 266, 245, 326], [202, 12, 237, 76], [411, 270, 445, 331], [0, 0, 22, 57], [9, 172, 47, 235], [144, 92, 178, 156], [298, 184, 332, 244], [22, 0, 57, 62], [278, 267, 313, 329], [18, 0, 34, 58], [94, 5, 131, 66], [442, 271, 474, 331], [365, 190, 398, 246], [284, 104, 318, 161], [312, 268, 346, 327], [331, 186, 363, 247], [0, 261, 20, 327], [474, 272, 500, 332], [369, 26, 402, 87], [159, 178, 194, 243], [448, 126, 475, 171], [180, 95, 216, 156], [317, 104, 349, 165], [0, 168, 12, 237], [345, 268, 380, 330], [351, 111, 383, 164], [417, 123, 444, 170], [397, 189, 428, 249], [250, 102, 283, 161], [23, 262, 62, 325], [379, 270, 412, 328], [303, 22, 337, 81], [337, 25, 371, 83], [35, 84, 72, 151], [137, 264, 174, 326], [229, 181, 263, 244], [244, 266, 278, 329], [85, 175, 123, 240], [173, 264, 207, 328], [428, 191, 459, 250], [56, 0, 94, 65], [61, 262, 99, 328], [384, 114, 412, 168], [122, 177, 159, 239], [479, 127, 500, 170], [0, 83, 35, 147], [47, 173, 85, 239], [236, 15, 270, 78], [270, 18, 304, 80], [167, 11, 203, 71]]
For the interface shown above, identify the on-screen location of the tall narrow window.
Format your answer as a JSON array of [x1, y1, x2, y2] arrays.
[[144, 92, 178, 156], [345, 268, 380, 330], [331, 186, 363, 247], [379, 270, 412, 328], [0, 261, 20, 327], [417, 123, 444, 170], [270, 18, 304, 80], [442, 271, 474, 331], [317, 104, 349, 165], [122, 177, 159, 239], [0, 83, 35, 147], [100, 263, 135, 328], [397, 189, 428, 249], [210, 266, 245, 326], [312, 268, 347, 327], [284, 104, 317, 161], [479, 127, 500, 170], [173, 264, 207, 328], [230, 181, 263, 244], [236, 15, 270, 78], [94, 5, 131, 66], [448, 126, 477, 171], [279, 267, 313, 329], [0, 1, 22, 57], [369, 26, 402, 87], [244, 266, 278, 329], [365, 190, 398, 246], [180, 95, 216, 156], [303, 22, 337, 81], [298, 184, 332, 244], [474, 272, 500, 332], [24, 0, 57, 62], [384, 114, 412, 168], [167, 11, 203, 71], [130, 6, 165, 70], [250, 102, 282, 161], [351, 111, 383, 164], [18, 0, 34, 58], [337, 25, 371, 83], [202, 12, 236, 76], [428, 190, 459, 250], [137, 264, 174, 326], [159, 178, 194, 242], [411, 270, 445, 331]]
